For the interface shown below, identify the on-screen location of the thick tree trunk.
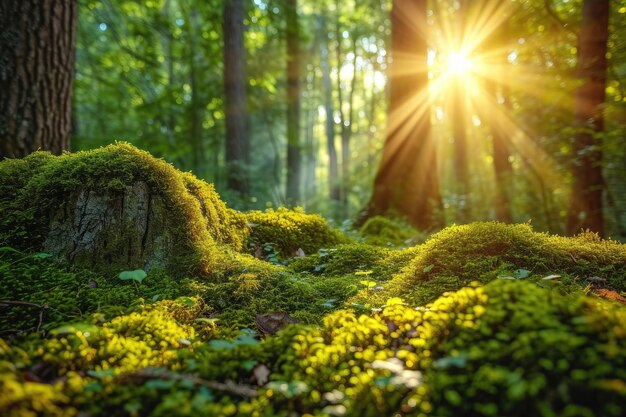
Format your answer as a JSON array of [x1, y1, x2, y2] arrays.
[[285, 0, 302, 204], [566, 0, 609, 236], [367, 0, 443, 230], [0, 0, 76, 158], [223, 0, 250, 196]]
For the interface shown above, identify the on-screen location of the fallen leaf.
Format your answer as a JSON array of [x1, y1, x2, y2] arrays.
[[256, 312, 299, 335], [252, 364, 270, 386]]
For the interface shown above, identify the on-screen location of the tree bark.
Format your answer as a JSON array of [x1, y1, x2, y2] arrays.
[[366, 0, 443, 230], [319, 15, 341, 206], [223, 0, 250, 196], [451, 0, 470, 223], [482, 4, 513, 223], [0, 0, 77, 158], [566, 0, 609, 236], [285, 0, 302, 204]]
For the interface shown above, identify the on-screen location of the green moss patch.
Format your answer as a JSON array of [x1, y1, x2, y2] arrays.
[[361, 222, 626, 306], [2, 280, 625, 416], [245, 207, 345, 259], [359, 215, 428, 247]]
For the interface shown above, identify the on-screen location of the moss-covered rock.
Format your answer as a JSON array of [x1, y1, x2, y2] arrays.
[[0, 143, 248, 276], [245, 207, 345, 258], [361, 222, 626, 306]]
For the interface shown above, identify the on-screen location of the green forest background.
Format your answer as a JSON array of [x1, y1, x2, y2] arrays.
[[71, 0, 626, 238]]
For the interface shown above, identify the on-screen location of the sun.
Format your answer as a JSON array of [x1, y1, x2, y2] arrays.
[[446, 50, 474, 76]]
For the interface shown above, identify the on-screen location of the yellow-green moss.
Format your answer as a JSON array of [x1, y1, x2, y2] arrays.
[[360, 222, 626, 306], [0, 143, 248, 276], [245, 207, 345, 258], [5, 280, 624, 417], [359, 215, 427, 247]]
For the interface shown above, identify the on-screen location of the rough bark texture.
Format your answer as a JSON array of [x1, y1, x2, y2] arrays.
[[0, 0, 76, 158], [285, 0, 302, 204], [566, 0, 609, 236], [223, 0, 250, 195], [367, 0, 443, 230], [43, 182, 172, 271]]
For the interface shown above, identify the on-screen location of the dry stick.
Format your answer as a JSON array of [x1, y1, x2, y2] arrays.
[[120, 368, 258, 398], [0, 300, 48, 332]]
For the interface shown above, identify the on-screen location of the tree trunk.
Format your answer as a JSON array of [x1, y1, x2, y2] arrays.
[[0, 0, 77, 158], [566, 0, 609, 236], [319, 16, 341, 206], [223, 0, 250, 196], [451, 0, 470, 223], [487, 81, 514, 223], [187, 6, 205, 176], [285, 0, 301, 205], [483, 6, 513, 224], [366, 0, 443, 230]]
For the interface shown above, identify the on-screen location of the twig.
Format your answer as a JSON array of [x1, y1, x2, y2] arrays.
[[0, 300, 49, 333], [119, 368, 258, 398]]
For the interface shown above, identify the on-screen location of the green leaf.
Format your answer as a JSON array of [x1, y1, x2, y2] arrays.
[[514, 269, 531, 279], [0, 247, 20, 253], [145, 379, 176, 390], [423, 264, 434, 273], [360, 280, 377, 288], [209, 340, 235, 350], [33, 252, 52, 259], [119, 269, 147, 284]]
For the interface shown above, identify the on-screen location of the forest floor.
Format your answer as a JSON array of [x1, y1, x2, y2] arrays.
[[1, 144, 626, 417]]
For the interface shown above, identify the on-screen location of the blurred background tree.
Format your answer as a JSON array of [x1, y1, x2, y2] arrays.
[[49, 0, 625, 239]]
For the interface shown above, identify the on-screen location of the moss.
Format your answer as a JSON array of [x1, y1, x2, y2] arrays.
[[359, 215, 428, 247], [359, 222, 626, 306], [0, 143, 247, 276], [2, 281, 626, 416], [245, 207, 345, 259], [288, 243, 421, 283], [0, 250, 192, 335]]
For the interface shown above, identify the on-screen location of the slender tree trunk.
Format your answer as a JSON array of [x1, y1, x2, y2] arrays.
[[366, 0, 443, 230], [187, 6, 205, 176], [319, 15, 341, 205], [483, 9, 513, 223], [223, 0, 249, 195], [566, 0, 609, 236], [285, 0, 301, 204], [0, 0, 77, 158], [451, 0, 470, 223], [487, 81, 514, 223]]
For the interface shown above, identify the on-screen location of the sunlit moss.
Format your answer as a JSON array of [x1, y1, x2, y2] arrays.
[[359, 215, 428, 247], [359, 222, 626, 305], [2, 280, 626, 416], [245, 207, 345, 258]]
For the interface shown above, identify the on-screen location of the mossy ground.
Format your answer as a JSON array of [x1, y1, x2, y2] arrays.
[[1, 145, 626, 417]]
